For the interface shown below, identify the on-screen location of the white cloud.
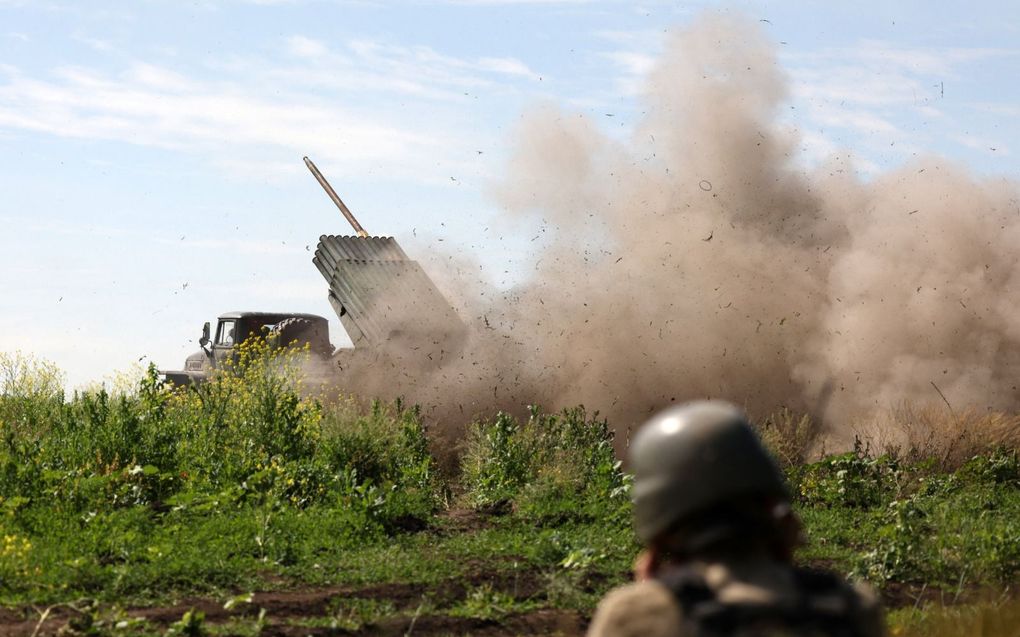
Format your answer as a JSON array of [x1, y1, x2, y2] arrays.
[[781, 39, 1020, 171], [916, 105, 944, 119], [211, 35, 548, 104], [602, 50, 655, 77], [796, 129, 839, 164], [813, 109, 900, 136], [476, 57, 541, 80], [951, 133, 1010, 155], [853, 40, 1019, 77], [785, 41, 1020, 114], [0, 59, 461, 182], [72, 35, 116, 53], [0, 26, 547, 183], [789, 65, 927, 109], [125, 62, 197, 91], [599, 49, 656, 96], [286, 35, 329, 58], [437, 0, 599, 4], [344, 39, 541, 88], [582, 28, 667, 102]]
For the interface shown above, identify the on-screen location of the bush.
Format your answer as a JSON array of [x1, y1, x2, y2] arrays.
[[853, 496, 932, 583], [8, 344, 1020, 607], [789, 440, 899, 509], [0, 341, 449, 600], [0, 340, 444, 517], [461, 411, 531, 509], [0, 351, 64, 416], [461, 406, 630, 523], [956, 448, 1020, 486]]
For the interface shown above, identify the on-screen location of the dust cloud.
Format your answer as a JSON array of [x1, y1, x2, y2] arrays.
[[334, 12, 1020, 433]]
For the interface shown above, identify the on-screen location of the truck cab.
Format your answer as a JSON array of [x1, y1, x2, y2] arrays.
[[161, 311, 333, 386]]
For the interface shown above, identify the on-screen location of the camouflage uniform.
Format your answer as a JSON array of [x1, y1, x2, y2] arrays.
[[588, 558, 884, 637], [588, 401, 884, 637]]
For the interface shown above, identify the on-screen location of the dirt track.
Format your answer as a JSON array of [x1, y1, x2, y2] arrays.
[[0, 571, 586, 636]]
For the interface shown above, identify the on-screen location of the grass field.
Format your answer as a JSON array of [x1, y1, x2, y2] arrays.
[[2, 346, 1020, 636]]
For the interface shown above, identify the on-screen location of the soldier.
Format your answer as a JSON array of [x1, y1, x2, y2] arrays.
[[588, 400, 884, 637]]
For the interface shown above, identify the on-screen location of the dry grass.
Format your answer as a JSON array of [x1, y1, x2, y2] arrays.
[[855, 404, 1020, 469], [756, 408, 822, 467], [754, 402, 1020, 470], [890, 598, 1020, 637]]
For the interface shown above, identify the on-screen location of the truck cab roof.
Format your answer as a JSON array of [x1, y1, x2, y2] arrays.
[[217, 311, 328, 323]]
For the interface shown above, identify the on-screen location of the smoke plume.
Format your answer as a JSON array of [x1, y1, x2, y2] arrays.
[[336, 12, 1020, 434]]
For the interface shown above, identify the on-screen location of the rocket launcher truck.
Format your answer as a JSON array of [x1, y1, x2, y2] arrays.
[[160, 158, 465, 386]]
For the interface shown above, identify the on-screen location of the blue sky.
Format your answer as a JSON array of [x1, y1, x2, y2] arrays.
[[1, 0, 1018, 387]]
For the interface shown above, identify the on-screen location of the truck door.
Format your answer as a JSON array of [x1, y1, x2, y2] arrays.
[[212, 319, 237, 368]]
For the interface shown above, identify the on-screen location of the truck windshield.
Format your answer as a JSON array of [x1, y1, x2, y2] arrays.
[[216, 320, 237, 346]]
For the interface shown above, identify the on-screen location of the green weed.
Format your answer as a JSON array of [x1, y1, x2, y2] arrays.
[[449, 583, 524, 620], [461, 406, 630, 524], [5, 349, 1020, 631]]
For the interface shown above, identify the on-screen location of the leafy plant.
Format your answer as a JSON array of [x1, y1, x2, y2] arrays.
[[461, 406, 629, 523], [854, 497, 931, 583], [791, 439, 898, 509], [449, 583, 519, 620], [166, 608, 206, 637], [324, 597, 396, 631]]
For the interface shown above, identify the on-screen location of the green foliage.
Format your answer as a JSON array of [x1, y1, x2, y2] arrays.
[[461, 411, 531, 508], [166, 609, 206, 637], [854, 497, 932, 583], [789, 440, 900, 509], [7, 346, 1020, 631], [317, 399, 444, 527], [956, 448, 1020, 486], [789, 442, 1020, 588], [323, 598, 397, 631], [461, 406, 630, 524], [0, 351, 65, 438], [0, 343, 446, 604], [528, 529, 615, 610], [448, 583, 522, 620]]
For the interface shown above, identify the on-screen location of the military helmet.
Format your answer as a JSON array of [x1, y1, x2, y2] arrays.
[[630, 400, 788, 543]]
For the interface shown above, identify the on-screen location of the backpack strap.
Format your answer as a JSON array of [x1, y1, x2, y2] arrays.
[[789, 566, 865, 637], [659, 565, 867, 637]]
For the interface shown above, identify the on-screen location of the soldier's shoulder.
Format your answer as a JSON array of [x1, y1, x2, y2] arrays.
[[849, 579, 886, 636], [797, 569, 885, 637], [587, 580, 682, 637], [850, 578, 881, 608]]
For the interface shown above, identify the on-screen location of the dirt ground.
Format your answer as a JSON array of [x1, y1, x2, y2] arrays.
[[0, 573, 586, 636], [0, 575, 973, 636]]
